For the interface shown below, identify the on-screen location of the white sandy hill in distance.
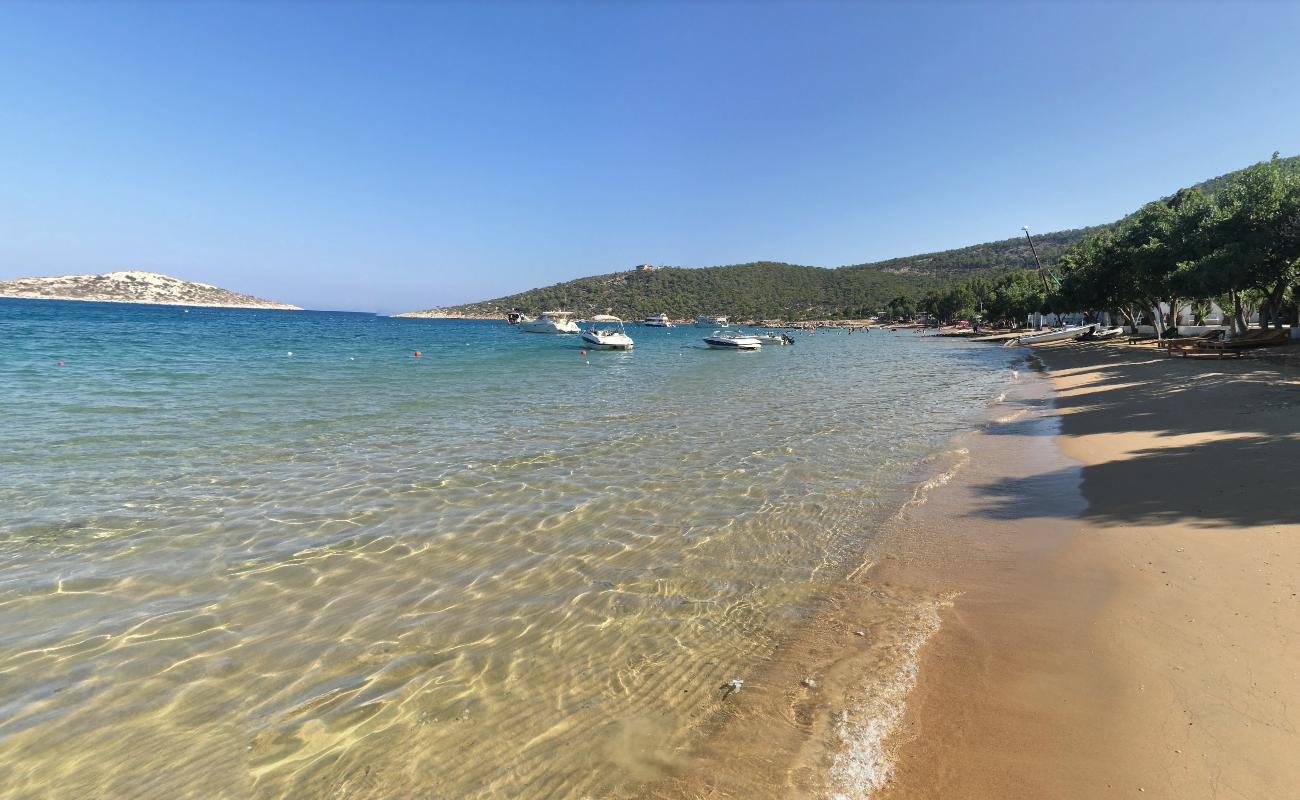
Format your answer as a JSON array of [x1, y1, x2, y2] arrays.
[[0, 270, 301, 310]]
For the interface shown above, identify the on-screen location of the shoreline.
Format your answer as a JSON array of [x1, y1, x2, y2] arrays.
[[645, 339, 1299, 799], [883, 342, 1300, 798], [641, 354, 1056, 799]]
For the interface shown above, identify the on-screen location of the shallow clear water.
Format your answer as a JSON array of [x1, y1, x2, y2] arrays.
[[0, 299, 1023, 798]]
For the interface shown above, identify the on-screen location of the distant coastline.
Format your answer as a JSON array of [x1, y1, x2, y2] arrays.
[[392, 309, 496, 320]]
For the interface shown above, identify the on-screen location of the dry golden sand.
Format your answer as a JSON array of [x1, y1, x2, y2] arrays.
[[884, 342, 1300, 800]]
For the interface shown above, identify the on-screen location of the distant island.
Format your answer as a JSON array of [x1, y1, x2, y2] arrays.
[[0, 270, 300, 310], [402, 155, 1300, 322]]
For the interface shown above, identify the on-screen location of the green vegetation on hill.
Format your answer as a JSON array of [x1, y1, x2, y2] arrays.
[[435, 230, 1100, 322], [425, 155, 1298, 322], [920, 154, 1300, 333]]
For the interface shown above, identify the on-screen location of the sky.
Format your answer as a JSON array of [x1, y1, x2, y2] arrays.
[[2, 2, 1299, 313]]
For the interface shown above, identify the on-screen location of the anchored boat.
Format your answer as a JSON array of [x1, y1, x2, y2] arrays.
[[580, 315, 634, 350], [519, 311, 580, 334], [702, 330, 762, 350]]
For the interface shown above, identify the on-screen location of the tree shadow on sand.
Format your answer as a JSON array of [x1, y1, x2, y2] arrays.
[[973, 346, 1300, 529]]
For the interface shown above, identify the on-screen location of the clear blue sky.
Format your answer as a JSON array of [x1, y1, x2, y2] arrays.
[[2, 2, 1298, 313]]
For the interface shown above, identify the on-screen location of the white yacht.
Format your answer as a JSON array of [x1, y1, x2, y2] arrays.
[[642, 313, 673, 327], [702, 330, 762, 350], [518, 311, 580, 334], [580, 315, 634, 350], [695, 315, 728, 328]]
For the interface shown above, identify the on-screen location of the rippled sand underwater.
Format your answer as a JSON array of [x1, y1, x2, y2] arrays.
[[0, 301, 1023, 798]]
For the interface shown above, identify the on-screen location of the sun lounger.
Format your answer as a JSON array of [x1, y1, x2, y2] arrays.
[[1174, 328, 1291, 358]]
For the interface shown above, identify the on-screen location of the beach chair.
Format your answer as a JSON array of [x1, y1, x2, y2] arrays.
[[1177, 328, 1291, 358]]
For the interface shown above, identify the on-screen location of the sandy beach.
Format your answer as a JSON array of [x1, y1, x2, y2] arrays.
[[882, 342, 1300, 799]]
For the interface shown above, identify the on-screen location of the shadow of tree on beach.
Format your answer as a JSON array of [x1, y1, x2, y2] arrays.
[[972, 345, 1300, 529], [973, 435, 1300, 528]]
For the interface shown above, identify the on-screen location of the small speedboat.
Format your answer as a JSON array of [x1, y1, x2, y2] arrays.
[[695, 315, 728, 328], [643, 313, 673, 327], [756, 332, 795, 346], [1086, 326, 1125, 340], [580, 315, 634, 350], [1018, 324, 1096, 345], [703, 330, 761, 350], [519, 311, 580, 334]]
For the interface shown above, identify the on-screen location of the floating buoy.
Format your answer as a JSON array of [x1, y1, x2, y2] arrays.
[[580, 350, 587, 356], [287, 351, 293, 356], [413, 351, 421, 357]]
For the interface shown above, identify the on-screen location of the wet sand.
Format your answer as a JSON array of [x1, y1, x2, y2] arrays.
[[884, 342, 1300, 799]]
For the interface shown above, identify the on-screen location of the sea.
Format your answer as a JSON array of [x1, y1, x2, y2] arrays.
[[0, 299, 1028, 799]]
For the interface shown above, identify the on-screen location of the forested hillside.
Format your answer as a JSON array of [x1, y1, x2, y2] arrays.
[[412, 155, 1298, 321]]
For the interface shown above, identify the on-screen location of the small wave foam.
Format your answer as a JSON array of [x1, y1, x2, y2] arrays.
[[993, 407, 1029, 425], [826, 598, 947, 799], [896, 448, 969, 515]]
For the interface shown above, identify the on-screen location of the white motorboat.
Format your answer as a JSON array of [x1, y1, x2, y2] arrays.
[[756, 332, 795, 346], [703, 330, 761, 350], [642, 313, 673, 327], [1017, 323, 1096, 345], [695, 315, 728, 328], [519, 311, 580, 334], [580, 315, 634, 350]]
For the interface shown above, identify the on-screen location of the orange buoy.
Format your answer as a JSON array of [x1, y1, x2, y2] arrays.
[[413, 350, 421, 357], [580, 350, 587, 356]]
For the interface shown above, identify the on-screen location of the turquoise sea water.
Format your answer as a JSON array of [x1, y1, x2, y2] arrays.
[[0, 299, 1025, 798]]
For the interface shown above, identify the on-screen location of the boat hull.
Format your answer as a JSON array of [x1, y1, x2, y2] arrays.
[[519, 320, 580, 334], [1018, 324, 1095, 345], [703, 335, 761, 350], [580, 332, 633, 350]]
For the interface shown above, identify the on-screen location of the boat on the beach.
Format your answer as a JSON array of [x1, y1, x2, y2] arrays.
[[756, 332, 795, 346], [519, 311, 580, 334], [695, 315, 728, 327], [1083, 325, 1125, 340], [580, 315, 634, 350], [1017, 324, 1096, 345], [642, 313, 673, 327], [703, 330, 762, 350]]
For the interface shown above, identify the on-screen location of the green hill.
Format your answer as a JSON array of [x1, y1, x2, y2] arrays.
[[410, 155, 1297, 321]]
